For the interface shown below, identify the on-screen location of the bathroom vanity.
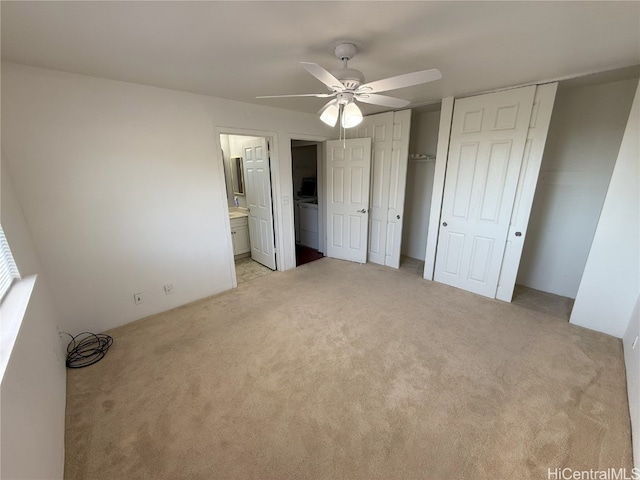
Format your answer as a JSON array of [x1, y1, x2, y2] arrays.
[[229, 208, 250, 257]]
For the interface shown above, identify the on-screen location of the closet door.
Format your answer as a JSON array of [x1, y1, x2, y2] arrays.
[[496, 83, 558, 301], [434, 86, 535, 298], [347, 112, 394, 265], [385, 110, 411, 268], [347, 110, 411, 268]]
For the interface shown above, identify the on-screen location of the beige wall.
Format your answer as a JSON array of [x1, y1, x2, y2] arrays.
[[517, 78, 638, 298], [1, 63, 330, 335], [569, 81, 639, 463], [1, 158, 67, 479]]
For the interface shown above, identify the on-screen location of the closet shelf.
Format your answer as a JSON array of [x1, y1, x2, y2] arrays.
[[410, 154, 436, 162]]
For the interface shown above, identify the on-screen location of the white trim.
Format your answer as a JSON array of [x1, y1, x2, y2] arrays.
[[213, 131, 238, 288], [409, 64, 639, 111], [0, 275, 36, 382]]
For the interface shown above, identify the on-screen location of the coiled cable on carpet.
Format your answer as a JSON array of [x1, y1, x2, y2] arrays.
[[64, 332, 113, 369]]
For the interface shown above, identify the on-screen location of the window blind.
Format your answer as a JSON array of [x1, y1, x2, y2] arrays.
[[0, 226, 20, 301]]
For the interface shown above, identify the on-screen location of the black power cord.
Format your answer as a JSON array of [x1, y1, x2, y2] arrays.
[[64, 332, 113, 369]]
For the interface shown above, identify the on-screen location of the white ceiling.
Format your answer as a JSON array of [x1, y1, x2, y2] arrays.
[[2, 1, 639, 116]]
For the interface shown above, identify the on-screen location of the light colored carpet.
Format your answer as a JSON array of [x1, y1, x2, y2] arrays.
[[399, 255, 425, 277], [512, 284, 575, 321], [65, 258, 632, 479]]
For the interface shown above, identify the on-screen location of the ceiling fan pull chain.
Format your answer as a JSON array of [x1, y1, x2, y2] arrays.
[[340, 123, 344, 148]]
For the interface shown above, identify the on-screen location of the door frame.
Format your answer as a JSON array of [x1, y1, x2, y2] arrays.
[[290, 137, 326, 255], [215, 127, 281, 288], [287, 133, 330, 258]]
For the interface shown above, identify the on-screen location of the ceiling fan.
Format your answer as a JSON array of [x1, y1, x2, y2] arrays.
[[257, 43, 442, 128]]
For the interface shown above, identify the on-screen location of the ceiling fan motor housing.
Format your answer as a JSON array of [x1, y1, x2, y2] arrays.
[[331, 68, 365, 90], [332, 43, 364, 90]]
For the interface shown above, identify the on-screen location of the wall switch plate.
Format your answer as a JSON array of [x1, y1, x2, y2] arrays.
[[134, 293, 143, 305], [163, 283, 174, 295]]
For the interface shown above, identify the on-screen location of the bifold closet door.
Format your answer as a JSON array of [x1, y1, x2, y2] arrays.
[[346, 110, 411, 268], [434, 86, 535, 298], [495, 83, 558, 302]]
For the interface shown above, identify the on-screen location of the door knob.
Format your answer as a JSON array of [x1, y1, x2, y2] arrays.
[[515, 231, 522, 237], [442, 222, 448, 227], [357, 209, 367, 213], [396, 215, 401, 220]]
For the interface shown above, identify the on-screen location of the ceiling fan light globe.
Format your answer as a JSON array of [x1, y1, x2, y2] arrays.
[[320, 103, 339, 127], [342, 102, 363, 128]]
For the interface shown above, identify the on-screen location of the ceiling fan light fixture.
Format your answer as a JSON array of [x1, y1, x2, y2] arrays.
[[319, 103, 339, 127], [341, 101, 363, 128]]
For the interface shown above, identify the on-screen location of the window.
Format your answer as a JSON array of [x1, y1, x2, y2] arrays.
[[0, 224, 34, 381], [0, 225, 20, 301]]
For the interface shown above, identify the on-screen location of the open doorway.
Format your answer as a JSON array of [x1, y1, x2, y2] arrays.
[[400, 103, 441, 277], [291, 140, 324, 267], [220, 133, 277, 285]]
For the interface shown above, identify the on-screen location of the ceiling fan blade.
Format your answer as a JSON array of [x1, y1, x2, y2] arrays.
[[256, 93, 334, 99], [357, 68, 442, 94], [356, 93, 410, 108], [300, 62, 344, 91]]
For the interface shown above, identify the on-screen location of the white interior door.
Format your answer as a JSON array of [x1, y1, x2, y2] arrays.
[[434, 86, 536, 297], [347, 112, 393, 265], [242, 136, 276, 270], [347, 110, 411, 268], [496, 83, 558, 302], [325, 138, 372, 263], [385, 110, 411, 268]]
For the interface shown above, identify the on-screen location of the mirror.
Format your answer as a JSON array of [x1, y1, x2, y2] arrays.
[[231, 156, 244, 195]]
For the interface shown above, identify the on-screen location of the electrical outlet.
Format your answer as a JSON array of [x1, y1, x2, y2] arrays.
[[163, 283, 174, 295], [134, 293, 143, 305], [632, 336, 638, 349]]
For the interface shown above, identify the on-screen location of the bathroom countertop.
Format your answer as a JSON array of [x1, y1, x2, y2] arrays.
[[229, 207, 249, 219]]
